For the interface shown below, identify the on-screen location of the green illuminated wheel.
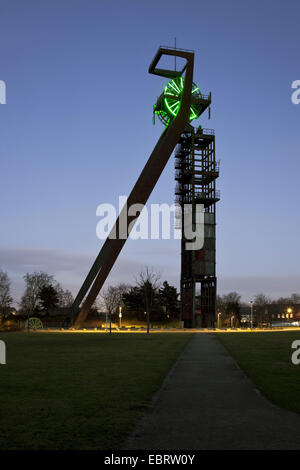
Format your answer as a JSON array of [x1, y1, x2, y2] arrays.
[[25, 317, 43, 330], [154, 77, 203, 126]]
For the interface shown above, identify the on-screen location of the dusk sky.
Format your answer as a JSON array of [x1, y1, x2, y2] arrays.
[[1, 0, 300, 304]]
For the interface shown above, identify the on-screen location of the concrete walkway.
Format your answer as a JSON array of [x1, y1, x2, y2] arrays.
[[125, 334, 300, 450]]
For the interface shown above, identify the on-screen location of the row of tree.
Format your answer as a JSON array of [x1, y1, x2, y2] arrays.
[[99, 267, 179, 322], [0, 269, 74, 324], [1, 267, 300, 325], [0, 267, 180, 324], [20, 272, 74, 314], [216, 292, 300, 327], [251, 293, 300, 305]]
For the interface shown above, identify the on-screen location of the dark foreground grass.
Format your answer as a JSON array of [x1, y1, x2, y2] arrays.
[[0, 332, 191, 450], [217, 331, 300, 414]]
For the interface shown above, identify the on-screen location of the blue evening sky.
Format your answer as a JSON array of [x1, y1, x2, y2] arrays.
[[1, 0, 300, 303]]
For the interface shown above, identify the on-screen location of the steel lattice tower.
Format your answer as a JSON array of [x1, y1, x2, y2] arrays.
[[175, 124, 220, 327]]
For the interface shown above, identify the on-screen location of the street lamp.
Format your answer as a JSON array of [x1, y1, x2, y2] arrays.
[[109, 311, 112, 335], [217, 312, 221, 329], [119, 306, 122, 328], [143, 311, 150, 334], [231, 314, 235, 329], [249, 301, 254, 329], [287, 307, 293, 320]]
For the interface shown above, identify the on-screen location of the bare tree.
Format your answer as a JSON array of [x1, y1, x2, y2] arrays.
[[290, 293, 300, 304], [136, 266, 161, 289], [99, 284, 130, 333], [216, 295, 225, 313], [20, 271, 54, 315], [0, 270, 13, 324], [20, 271, 73, 314], [253, 294, 272, 325], [254, 293, 272, 306], [58, 289, 74, 308], [221, 292, 241, 326]]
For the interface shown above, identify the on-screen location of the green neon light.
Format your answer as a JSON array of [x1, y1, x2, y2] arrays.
[[168, 99, 179, 110], [167, 80, 180, 94], [190, 109, 197, 120], [155, 77, 203, 126], [164, 97, 179, 117], [171, 104, 180, 114]]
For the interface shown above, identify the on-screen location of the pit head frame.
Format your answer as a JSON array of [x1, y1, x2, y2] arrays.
[[71, 47, 195, 328]]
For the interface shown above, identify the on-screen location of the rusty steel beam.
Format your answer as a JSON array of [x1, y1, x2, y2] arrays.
[[72, 47, 194, 329]]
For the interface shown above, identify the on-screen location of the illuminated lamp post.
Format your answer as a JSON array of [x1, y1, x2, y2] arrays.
[[249, 301, 254, 329], [119, 306, 122, 328]]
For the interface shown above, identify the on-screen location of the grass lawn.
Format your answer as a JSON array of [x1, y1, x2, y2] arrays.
[[217, 331, 300, 414], [0, 332, 191, 450]]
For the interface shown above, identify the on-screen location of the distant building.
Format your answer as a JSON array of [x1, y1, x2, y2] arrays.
[[245, 304, 300, 327]]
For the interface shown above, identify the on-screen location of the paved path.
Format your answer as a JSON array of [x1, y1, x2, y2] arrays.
[[125, 334, 300, 450]]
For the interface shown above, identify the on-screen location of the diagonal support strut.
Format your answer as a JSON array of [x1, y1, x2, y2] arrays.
[[71, 47, 194, 329]]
